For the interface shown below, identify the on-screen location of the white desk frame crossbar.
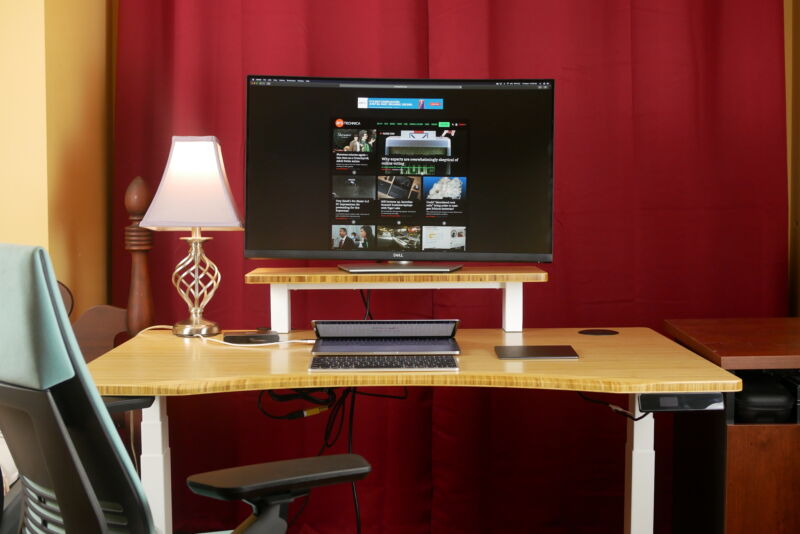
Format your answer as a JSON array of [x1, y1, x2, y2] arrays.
[[269, 281, 525, 333], [137, 392, 659, 534]]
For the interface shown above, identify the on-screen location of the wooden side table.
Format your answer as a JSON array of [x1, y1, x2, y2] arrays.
[[664, 318, 800, 534]]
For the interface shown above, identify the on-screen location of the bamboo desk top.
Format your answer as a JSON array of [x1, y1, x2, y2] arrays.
[[89, 328, 740, 396], [244, 265, 547, 284]]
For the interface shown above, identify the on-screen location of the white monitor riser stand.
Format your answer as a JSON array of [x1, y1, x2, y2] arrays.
[[244, 266, 547, 333], [268, 280, 523, 333]]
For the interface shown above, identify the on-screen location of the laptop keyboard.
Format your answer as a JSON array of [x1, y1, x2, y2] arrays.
[[309, 354, 459, 372]]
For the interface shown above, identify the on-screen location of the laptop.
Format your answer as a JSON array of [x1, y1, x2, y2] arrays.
[[311, 319, 460, 355]]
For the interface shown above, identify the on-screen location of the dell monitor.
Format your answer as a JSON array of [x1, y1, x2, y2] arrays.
[[244, 76, 554, 270]]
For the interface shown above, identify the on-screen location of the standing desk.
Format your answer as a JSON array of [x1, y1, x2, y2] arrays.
[[88, 327, 740, 534]]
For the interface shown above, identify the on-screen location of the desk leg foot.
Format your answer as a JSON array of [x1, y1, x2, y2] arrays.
[[502, 282, 523, 332], [624, 394, 654, 534], [140, 396, 172, 534], [270, 284, 291, 334]]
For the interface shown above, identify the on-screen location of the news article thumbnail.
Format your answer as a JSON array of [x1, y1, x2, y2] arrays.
[[422, 226, 466, 251], [377, 176, 421, 200], [332, 129, 377, 153], [332, 175, 376, 199], [423, 176, 467, 219], [376, 225, 421, 251], [331, 225, 375, 250], [332, 126, 377, 172], [378, 127, 467, 176], [423, 176, 466, 199]]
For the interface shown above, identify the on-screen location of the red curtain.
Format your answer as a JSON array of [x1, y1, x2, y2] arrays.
[[112, 1, 787, 532]]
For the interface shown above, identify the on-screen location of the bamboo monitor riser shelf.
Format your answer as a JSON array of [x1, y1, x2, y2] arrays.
[[243, 266, 548, 333]]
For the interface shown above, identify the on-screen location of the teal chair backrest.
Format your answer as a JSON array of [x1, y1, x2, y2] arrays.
[[0, 244, 155, 533]]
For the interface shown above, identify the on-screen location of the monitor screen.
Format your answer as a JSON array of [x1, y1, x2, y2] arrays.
[[245, 76, 554, 262]]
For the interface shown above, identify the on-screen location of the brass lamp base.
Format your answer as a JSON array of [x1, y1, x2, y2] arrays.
[[171, 227, 222, 338], [172, 317, 220, 337]]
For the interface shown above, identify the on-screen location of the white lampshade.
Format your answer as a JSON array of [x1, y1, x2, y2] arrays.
[[140, 136, 243, 231]]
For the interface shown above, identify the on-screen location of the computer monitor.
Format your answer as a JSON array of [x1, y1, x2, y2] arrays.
[[244, 76, 554, 265]]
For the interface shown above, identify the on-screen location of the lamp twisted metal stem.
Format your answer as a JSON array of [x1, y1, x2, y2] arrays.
[[172, 227, 221, 336]]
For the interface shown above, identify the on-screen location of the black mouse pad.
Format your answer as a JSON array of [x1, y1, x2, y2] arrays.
[[494, 345, 579, 360]]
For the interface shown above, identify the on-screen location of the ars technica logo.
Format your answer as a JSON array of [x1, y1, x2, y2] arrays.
[[334, 118, 361, 127]]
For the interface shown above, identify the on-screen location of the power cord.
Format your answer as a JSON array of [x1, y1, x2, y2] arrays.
[[193, 335, 315, 348], [137, 325, 174, 332], [267, 386, 409, 529], [360, 290, 374, 320], [286, 388, 354, 528], [348, 388, 361, 534], [257, 389, 336, 420], [318, 388, 354, 454], [137, 325, 316, 348], [577, 392, 650, 421], [128, 413, 139, 475]]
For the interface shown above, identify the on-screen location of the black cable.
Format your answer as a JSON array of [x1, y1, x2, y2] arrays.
[[576, 391, 611, 408], [257, 388, 338, 420], [268, 388, 335, 405], [256, 390, 326, 420], [279, 386, 409, 529], [257, 391, 294, 419], [288, 494, 310, 527], [355, 387, 409, 400], [289, 388, 351, 527], [348, 388, 361, 534], [360, 289, 374, 320], [577, 392, 650, 421], [318, 388, 352, 455]]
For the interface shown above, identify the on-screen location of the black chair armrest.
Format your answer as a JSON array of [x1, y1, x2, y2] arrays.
[[187, 454, 370, 502], [101, 395, 155, 414]]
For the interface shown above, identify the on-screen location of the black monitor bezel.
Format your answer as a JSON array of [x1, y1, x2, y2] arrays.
[[243, 75, 555, 263]]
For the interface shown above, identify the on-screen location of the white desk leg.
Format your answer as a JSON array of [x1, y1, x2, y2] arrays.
[[502, 282, 523, 332], [270, 284, 291, 334], [624, 394, 655, 534], [140, 396, 172, 534]]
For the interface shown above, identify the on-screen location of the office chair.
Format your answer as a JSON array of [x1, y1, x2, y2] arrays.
[[0, 244, 370, 533]]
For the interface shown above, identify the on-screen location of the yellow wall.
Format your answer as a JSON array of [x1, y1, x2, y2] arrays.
[[0, 1, 112, 317], [44, 0, 113, 317], [0, 1, 49, 248]]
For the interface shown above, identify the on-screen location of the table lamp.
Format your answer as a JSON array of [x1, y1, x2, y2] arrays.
[[140, 136, 242, 337]]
